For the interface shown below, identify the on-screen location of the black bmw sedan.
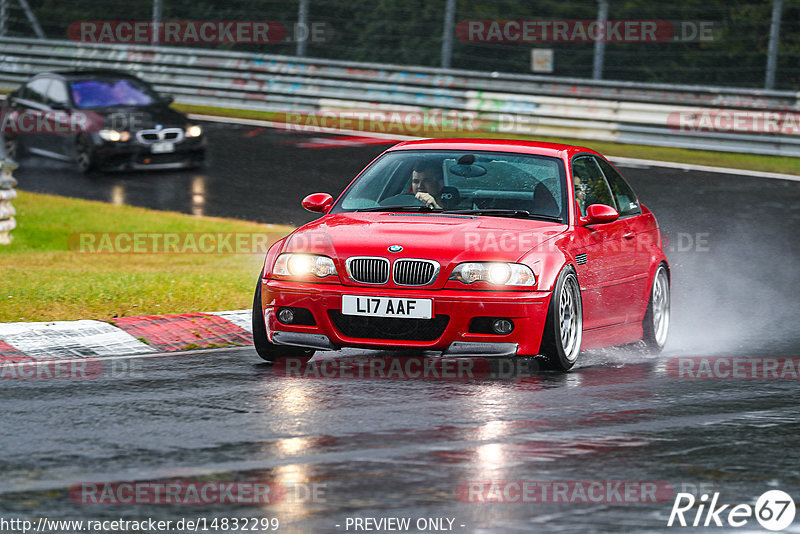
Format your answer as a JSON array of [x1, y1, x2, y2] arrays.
[[2, 70, 205, 172]]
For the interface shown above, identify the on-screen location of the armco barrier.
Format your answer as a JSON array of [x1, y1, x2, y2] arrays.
[[0, 37, 798, 157]]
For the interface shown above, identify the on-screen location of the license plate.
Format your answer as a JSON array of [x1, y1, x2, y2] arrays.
[[151, 142, 175, 153], [341, 295, 432, 319]]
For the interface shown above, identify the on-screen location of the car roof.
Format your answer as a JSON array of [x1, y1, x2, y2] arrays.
[[388, 138, 602, 159], [32, 70, 143, 82]]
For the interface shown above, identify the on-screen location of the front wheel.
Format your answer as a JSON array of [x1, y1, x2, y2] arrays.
[[641, 264, 670, 353], [251, 278, 315, 362], [75, 135, 97, 173], [539, 267, 583, 371]]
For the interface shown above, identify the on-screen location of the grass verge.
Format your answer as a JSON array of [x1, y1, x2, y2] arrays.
[[0, 191, 294, 322], [176, 103, 799, 176]]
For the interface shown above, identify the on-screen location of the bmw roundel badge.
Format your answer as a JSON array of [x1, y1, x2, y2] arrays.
[[388, 245, 403, 253]]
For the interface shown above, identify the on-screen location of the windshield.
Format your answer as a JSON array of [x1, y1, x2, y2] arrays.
[[69, 78, 159, 109], [332, 150, 568, 222]]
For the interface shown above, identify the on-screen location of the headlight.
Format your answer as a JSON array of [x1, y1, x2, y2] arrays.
[[185, 125, 202, 138], [273, 253, 337, 278], [98, 129, 130, 142], [449, 262, 535, 286]]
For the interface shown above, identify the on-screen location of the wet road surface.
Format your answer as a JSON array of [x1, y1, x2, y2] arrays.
[[3, 122, 800, 532], [1, 346, 799, 533]]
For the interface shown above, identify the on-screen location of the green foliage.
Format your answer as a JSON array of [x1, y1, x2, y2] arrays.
[[21, 0, 800, 89]]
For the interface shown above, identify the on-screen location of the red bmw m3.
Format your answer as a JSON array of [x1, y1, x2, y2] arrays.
[[252, 139, 670, 371]]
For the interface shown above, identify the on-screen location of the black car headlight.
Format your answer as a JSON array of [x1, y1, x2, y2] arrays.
[[98, 129, 130, 142], [185, 125, 202, 138]]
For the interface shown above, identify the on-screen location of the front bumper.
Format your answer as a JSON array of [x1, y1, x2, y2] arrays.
[[261, 279, 553, 356], [93, 137, 205, 171]]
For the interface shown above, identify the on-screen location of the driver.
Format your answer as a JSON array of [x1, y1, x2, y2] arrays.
[[411, 160, 444, 209]]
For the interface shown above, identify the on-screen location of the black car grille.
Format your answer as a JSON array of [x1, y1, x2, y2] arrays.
[[393, 259, 438, 286], [346, 257, 390, 284], [136, 128, 184, 144], [329, 311, 449, 341]]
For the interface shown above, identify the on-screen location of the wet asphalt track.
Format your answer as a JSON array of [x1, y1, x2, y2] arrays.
[[3, 122, 800, 532]]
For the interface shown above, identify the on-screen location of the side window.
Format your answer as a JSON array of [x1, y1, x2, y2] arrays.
[[596, 158, 641, 217], [46, 80, 69, 107], [571, 156, 615, 216], [25, 78, 52, 103]]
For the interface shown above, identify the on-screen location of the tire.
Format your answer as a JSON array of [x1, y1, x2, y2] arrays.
[[75, 134, 97, 173], [641, 264, 670, 353], [251, 278, 315, 362], [539, 267, 583, 371]]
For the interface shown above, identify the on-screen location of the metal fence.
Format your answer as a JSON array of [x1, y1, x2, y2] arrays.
[[1, 37, 798, 157], [0, 0, 798, 90]]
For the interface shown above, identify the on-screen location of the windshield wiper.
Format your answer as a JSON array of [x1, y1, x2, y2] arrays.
[[355, 205, 442, 213], [442, 209, 563, 222]]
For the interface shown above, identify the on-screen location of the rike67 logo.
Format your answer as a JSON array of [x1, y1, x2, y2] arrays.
[[668, 490, 796, 530]]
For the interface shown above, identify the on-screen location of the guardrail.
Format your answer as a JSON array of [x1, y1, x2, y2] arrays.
[[0, 155, 18, 245], [0, 37, 798, 157]]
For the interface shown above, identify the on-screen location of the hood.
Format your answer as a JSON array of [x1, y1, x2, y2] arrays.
[[283, 212, 567, 288], [96, 105, 189, 130]]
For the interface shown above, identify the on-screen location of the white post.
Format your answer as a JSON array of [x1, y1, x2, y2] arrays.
[[592, 0, 608, 80], [297, 0, 309, 57], [0, 157, 18, 245], [765, 0, 783, 90], [441, 0, 456, 69]]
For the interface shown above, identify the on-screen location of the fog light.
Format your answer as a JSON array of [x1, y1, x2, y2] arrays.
[[277, 308, 295, 324], [491, 318, 514, 335]]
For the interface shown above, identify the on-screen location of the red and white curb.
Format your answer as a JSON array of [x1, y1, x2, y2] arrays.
[[0, 311, 253, 363]]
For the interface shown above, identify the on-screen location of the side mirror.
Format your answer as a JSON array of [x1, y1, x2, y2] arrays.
[[302, 193, 333, 214], [580, 204, 619, 225]]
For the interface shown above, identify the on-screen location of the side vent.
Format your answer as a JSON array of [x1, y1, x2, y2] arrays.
[[575, 253, 588, 265]]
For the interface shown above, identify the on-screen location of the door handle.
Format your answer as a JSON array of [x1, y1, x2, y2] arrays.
[[623, 232, 635, 240]]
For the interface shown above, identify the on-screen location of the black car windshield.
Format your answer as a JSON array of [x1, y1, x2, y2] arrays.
[[331, 150, 568, 223], [69, 78, 159, 109]]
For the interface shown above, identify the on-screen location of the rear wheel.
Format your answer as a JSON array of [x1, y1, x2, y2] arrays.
[[4, 135, 23, 160], [539, 267, 583, 371], [642, 264, 670, 353], [251, 278, 315, 362]]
